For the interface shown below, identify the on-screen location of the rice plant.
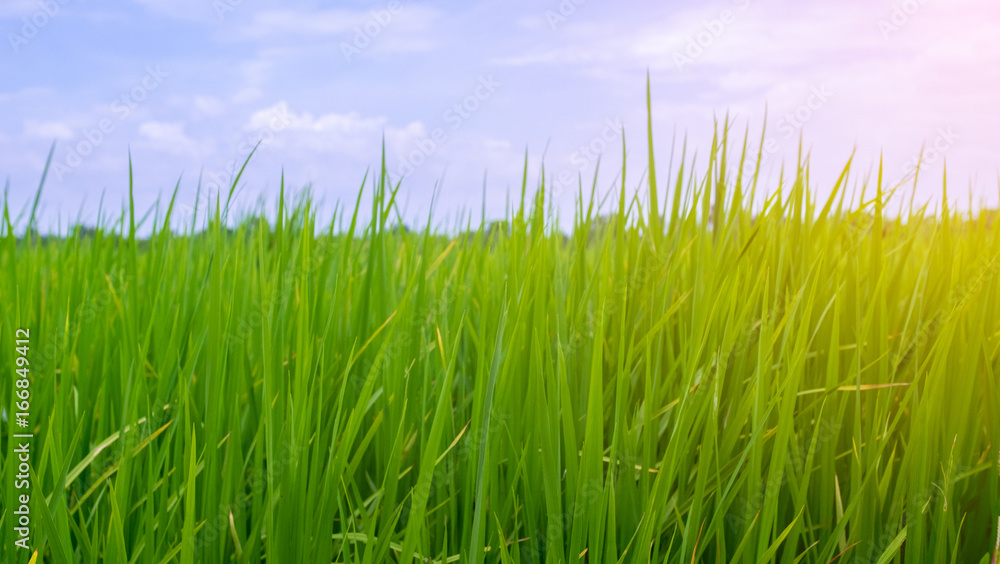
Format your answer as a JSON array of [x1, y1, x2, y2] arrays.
[[2, 99, 999, 563]]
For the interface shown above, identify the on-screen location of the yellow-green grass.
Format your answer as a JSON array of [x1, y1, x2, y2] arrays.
[[2, 103, 999, 563]]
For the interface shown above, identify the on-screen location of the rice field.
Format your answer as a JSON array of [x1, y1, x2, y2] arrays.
[[2, 108, 1000, 562]]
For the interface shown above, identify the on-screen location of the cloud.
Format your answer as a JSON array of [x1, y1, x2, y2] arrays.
[[0, 0, 48, 18], [232, 88, 263, 104], [493, 48, 609, 67], [220, 5, 441, 60], [242, 101, 426, 159], [194, 96, 226, 116], [83, 10, 130, 23], [24, 120, 74, 140], [483, 138, 516, 163], [138, 121, 208, 156], [239, 59, 272, 87], [495, 3, 877, 76], [484, 138, 511, 152], [514, 14, 546, 30], [236, 5, 440, 40], [131, 0, 217, 21], [238, 9, 372, 37]]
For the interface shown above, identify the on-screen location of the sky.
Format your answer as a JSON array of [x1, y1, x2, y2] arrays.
[[3, 0, 1000, 232]]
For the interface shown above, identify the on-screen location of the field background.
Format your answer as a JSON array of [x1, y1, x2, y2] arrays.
[[3, 122, 1000, 563]]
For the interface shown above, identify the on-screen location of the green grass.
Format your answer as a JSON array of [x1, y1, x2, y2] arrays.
[[2, 102, 1000, 563]]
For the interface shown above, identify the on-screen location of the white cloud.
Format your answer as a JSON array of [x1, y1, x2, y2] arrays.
[[194, 96, 225, 116], [232, 88, 262, 104], [239, 9, 370, 37], [24, 120, 74, 140], [514, 14, 546, 30], [483, 138, 516, 163], [242, 101, 426, 160], [237, 6, 439, 39], [484, 138, 511, 151], [131, 0, 216, 21], [495, 4, 876, 75], [367, 33, 437, 56], [0, 0, 46, 18], [240, 59, 272, 87], [493, 46, 613, 67], [83, 10, 130, 23], [138, 121, 208, 156]]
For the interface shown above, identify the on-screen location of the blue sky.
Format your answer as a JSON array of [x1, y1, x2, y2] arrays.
[[3, 0, 1000, 231]]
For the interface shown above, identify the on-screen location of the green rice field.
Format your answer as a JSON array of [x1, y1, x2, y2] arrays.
[[2, 108, 1000, 562]]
